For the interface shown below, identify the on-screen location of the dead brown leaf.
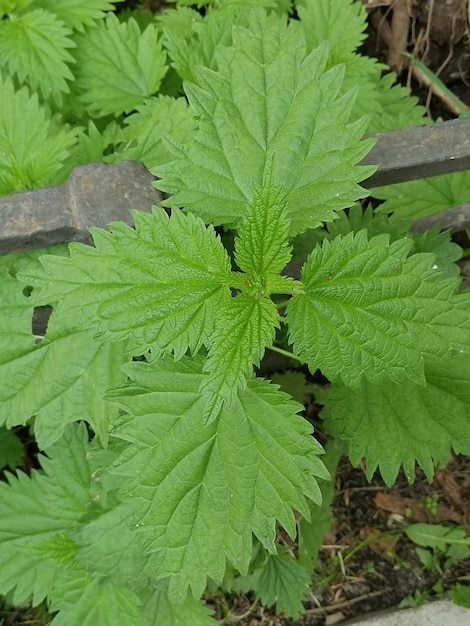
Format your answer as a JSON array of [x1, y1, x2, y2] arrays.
[[374, 491, 462, 523]]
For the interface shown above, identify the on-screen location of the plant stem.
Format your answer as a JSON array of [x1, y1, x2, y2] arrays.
[[268, 345, 303, 363]]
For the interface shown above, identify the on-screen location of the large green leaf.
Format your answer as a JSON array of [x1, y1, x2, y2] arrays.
[[75, 500, 153, 591], [322, 353, 470, 485], [142, 586, 216, 626], [0, 9, 75, 104], [21, 209, 233, 358], [30, 0, 120, 31], [0, 73, 77, 194], [107, 355, 327, 603], [50, 570, 142, 626], [1, 246, 126, 448], [0, 301, 128, 448], [287, 230, 470, 389], [73, 14, 167, 116], [0, 424, 90, 605], [0, 267, 36, 359], [373, 170, 470, 231], [156, 8, 374, 234], [0, 423, 146, 625]]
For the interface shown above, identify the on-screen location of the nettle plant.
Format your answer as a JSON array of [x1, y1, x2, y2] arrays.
[[1, 0, 470, 624]]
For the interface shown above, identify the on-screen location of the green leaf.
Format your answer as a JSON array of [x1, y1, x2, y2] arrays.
[[298, 438, 343, 569], [270, 371, 318, 405], [451, 584, 470, 608], [0, 302, 128, 448], [49, 569, 142, 626], [22, 209, 233, 358], [59, 120, 124, 180], [156, 8, 374, 234], [107, 355, 327, 603], [0, 428, 23, 470], [365, 70, 429, 134], [286, 230, 470, 389], [73, 14, 167, 116], [374, 170, 470, 231], [110, 95, 198, 170], [321, 208, 462, 279], [0, 423, 90, 605], [298, 0, 367, 62], [0, 73, 78, 194], [30, 0, 121, 32], [142, 585, 217, 626], [251, 553, 311, 618], [322, 353, 470, 485], [157, 6, 202, 41], [0, 266, 36, 357], [75, 500, 154, 590], [0, 9, 75, 104], [76, 499, 217, 622], [235, 184, 292, 281], [411, 227, 462, 279], [162, 8, 246, 84], [405, 524, 470, 551], [201, 293, 280, 423]]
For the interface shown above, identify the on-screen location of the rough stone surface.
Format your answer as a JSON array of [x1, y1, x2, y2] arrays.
[[0, 161, 163, 254], [342, 599, 470, 626]]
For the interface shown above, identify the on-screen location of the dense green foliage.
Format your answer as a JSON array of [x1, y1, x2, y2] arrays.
[[0, 0, 469, 623]]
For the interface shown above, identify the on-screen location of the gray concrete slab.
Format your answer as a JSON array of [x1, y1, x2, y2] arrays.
[[342, 599, 470, 625]]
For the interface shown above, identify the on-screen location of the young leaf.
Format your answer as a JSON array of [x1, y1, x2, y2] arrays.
[[21, 209, 233, 358], [29, 0, 121, 32], [0, 73, 77, 194], [157, 6, 202, 41], [0, 423, 90, 605], [297, 0, 367, 63], [366, 70, 430, 134], [110, 95, 198, 171], [322, 353, 470, 485], [107, 355, 327, 603], [200, 293, 280, 423], [451, 584, 470, 608], [235, 184, 292, 280], [0, 428, 24, 470], [162, 8, 247, 84], [286, 230, 470, 389], [73, 14, 167, 116], [0, 9, 75, 104], [59, 119, 124, 180], [156, 8, 374, 234], [251, 553, 311, 618], [270, 370, 318, 405]]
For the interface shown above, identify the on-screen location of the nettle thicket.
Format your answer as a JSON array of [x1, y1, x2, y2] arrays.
[[0, 0, 469, 623]]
